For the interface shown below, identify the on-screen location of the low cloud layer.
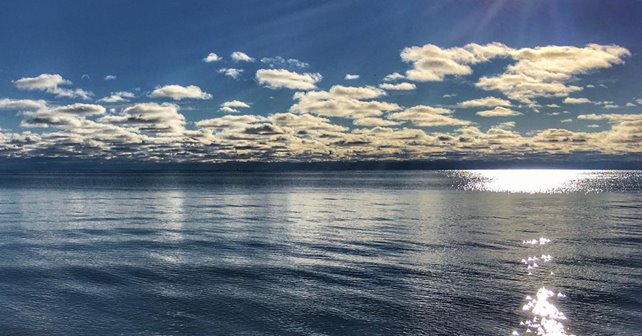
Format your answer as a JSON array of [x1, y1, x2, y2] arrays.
[[0, 41, 639, 163]]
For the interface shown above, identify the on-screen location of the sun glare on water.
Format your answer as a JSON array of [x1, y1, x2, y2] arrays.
[[454, 169, 600, 193]]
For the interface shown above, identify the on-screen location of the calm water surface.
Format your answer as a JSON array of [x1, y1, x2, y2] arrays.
[[0, 170, 640, 335]]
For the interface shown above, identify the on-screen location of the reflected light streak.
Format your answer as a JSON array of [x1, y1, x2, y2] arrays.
[[454, 169, 598, 193], [513, 237, 575, 336]]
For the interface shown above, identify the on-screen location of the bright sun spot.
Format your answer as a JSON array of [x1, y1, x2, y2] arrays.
[[456, 169, 598, 193]]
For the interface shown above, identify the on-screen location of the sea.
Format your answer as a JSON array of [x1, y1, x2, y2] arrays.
[[0, 170, 640, 335]]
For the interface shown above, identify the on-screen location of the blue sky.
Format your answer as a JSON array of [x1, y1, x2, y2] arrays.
[[0, 0, 640, 163]]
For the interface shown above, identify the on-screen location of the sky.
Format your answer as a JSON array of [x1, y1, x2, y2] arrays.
[[0, 0, 641, 165]]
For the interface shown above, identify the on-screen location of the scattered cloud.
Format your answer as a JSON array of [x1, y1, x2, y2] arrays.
[[218, 68, 243, 79], [104, 75, 117, 80], [0, 98, 47, 111], [457, 97, 511, 108], [13, 73, 93, 100], [402, 42, 512, 81], [378, 82, 416, 91], [256, 69, 322, 90], [344, 74, 360, 80], [290, 85, 399, 118], [495, 121, 516, 129], [383, 72, 405, 81], [149, 85, 212, 100], [100, 102, 185, 135], [98, 91, 136, 103], [203, 52, 221, 63], [475, 106, 522, 117], [219, 100, 251, 113], [563, 97, 591, 104], [477, 44, 630, 103], [353, 117, 400, 127], [388, 105, 471, 127], [231, 51, 255, 62], [260, 56, 308, 68]]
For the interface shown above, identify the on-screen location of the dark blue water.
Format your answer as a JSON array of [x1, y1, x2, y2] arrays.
[[0, 170, 640, 335]]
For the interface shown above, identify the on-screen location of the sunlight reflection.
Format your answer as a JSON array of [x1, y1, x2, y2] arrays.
[[453, 169, 600, 193], [513, 237, 575, 336]]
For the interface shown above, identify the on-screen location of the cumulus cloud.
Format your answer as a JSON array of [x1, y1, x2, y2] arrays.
[[13, 73, 93, 100], [388, 105, 472, 127], [401, 42, 512, 81], [344, 74, 360, 80], [475, 106, 522, 117], [218, 68, 243, 79], [383, 72, 405, 81], [577, 113, 642, 121], [260, 56, 308, 68], [477, 44, 630, 103], [100, 102, 185, 134], [457, 97, 511, 108], [353, 117, 400, 127], [495, 121, 516, 129], [290, 85, 399, 118], [563, 97, 592, 104], [218, 100, 251, 113], [203, 52, 221, 63], [104, 75, 117, 80], [98, 91, 136, 103], [231, 51, 255, 62], [378, 82, 416, 91], [0, 98, 47, 111], [256, 69, 322, 90], [149, 85, 212, 100], [21, 103, 106, 128]]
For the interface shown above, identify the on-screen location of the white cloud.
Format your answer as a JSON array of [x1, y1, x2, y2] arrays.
[[475, 106, 522, 117], [383, 72, 405, 81], [260, 56, 308, 68], [98, 91, 136, 103], [104, 75, 117, 80], [21, 103, 106, 128], [388, 105, 471, 127], [353, 117, 400, 127], [218, 68, 243, 79], [149, 85, 212, 100], [561, 119, 573, 123], [495, 121, 516, 129], [219, 100, 250, 113], [344, 74, 360, 80], [256, 69, 322, 90], [402, 42, 512, 81], [231, 51, 255, 62], [477, 44, 630, 103], [203, 52, 221, 63], [0, 98, 47, 111], [563, 97, 591, 104], [457, 97, 511, 108], [578, 113, 642, 121], [13, 73, 93, 100], [221, 100, 250, 109], [378, 82, 416, 91], [290, 85, 398, 119], [100, 102, 185, 134]]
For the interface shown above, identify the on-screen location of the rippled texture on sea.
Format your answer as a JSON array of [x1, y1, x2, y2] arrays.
[[0, 170, 640, 335]]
